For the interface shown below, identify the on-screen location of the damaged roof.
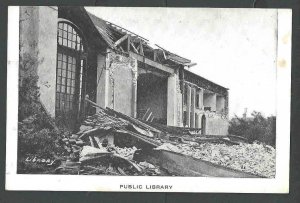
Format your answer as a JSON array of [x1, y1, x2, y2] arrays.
[[78, 7, 227, 91], [85, 9, 192, 66]]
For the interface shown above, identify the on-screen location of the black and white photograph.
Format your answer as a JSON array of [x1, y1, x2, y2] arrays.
[[6, 6, 291, 192]]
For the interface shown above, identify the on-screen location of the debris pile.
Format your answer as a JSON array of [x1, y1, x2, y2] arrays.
[[156, 142, 276, 178], [53, 102, 276, 178], [55, 144, 163, 176]]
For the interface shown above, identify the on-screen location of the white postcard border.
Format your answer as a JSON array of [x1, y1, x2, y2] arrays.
[[6, 7, 291, 193]]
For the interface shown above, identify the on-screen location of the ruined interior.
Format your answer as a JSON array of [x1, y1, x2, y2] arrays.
[[216, 95, 226, 113], [203, 91, 216, 112], [137, 62, 168, 125]]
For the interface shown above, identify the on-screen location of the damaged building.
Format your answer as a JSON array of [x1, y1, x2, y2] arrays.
[[19, 6, 229, 135]]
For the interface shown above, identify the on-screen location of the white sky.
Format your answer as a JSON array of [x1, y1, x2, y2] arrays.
[[86, 7, 278, 118]]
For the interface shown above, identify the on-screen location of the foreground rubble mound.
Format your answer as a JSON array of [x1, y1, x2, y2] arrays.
[[156, 142, 276, 178], [55, 145, 165, 176], [53, 103, 276, 178]]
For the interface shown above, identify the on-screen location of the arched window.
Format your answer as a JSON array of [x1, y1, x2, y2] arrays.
[[57, 22, 84, 51], [55, 21, 87, 120]]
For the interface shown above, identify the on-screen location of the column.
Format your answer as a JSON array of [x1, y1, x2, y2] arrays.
[[36, 6, 58, 117], [167, 73, 177, 126], [191, 87, 196, 128], [199, 89, 204, 110], [186, 85, 192, 127], [96, 53, 107, 111], [212, 93, 217, 112], [131, 59, 138, 118]]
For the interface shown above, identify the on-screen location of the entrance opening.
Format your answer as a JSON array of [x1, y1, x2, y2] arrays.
[[201, 115, 206, 135], [137, 63, 168, 125]]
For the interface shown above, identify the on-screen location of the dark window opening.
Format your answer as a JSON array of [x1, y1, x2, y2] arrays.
[[196, 91, 200, 108], [183, 84, 188, 105], [190, 112, 193, 127], [195, 113, 199, 128], [183, 111, 187, 127]]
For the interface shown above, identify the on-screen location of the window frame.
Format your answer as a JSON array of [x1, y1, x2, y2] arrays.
[[55, 20, 87, 118]]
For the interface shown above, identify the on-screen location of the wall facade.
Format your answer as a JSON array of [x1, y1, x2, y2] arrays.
[[182, 83, 229, 135], [19, 7, 229, 135], [105, 52, 138, 117], [96, 53, 107, 109], [20, 6, 58, 117]]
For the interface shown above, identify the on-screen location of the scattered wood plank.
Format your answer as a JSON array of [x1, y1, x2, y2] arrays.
[[89, 136, 95, 148], [141, 108, 150, 120], [146, 112, 153, 122], [117, 167, 127, 175], [94, 136, 102, 148], [79, 128, 103, 139], [114, 129, 160, 147], [106, 107, 161, 134]]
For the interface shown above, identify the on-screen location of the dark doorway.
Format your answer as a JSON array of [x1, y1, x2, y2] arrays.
[[201, 115, 206, 135]]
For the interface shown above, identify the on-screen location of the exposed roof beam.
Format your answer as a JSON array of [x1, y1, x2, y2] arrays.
[[186, 63, 197, 68], [139, 40, 144, 55], [129, 51, 174, 74], [130, 43, 139, 53], [114, 34, 128, 46]]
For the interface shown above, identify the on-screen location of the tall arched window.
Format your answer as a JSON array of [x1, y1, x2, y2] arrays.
[[56, 21, 87, 119]]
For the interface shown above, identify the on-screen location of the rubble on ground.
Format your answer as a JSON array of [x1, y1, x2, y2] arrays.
[[52, 105, 275, 178], [155, 142, 275, 178]]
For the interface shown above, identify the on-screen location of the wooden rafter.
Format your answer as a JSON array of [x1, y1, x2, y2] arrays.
[[114, 34, 128, 46], [139, 40, 144, 56], [127, 35, 131, 52], [153, 50, 157, 62], [130, 43, 139, 53], [129, 51, 174, 74]]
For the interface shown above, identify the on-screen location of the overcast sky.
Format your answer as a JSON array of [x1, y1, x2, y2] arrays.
[[86, 7, 278, 118]]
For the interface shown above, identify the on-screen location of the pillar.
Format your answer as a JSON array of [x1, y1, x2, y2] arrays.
[[199, 89, 204, 110], [167, 73, 177, 126], [186, 85, 192, 127], [96, 53, 107, 110], [212, 93, 217, 112], [191, 87, 196, 128], [131, 59, 138, 118], [20, 6, 59, 117]]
